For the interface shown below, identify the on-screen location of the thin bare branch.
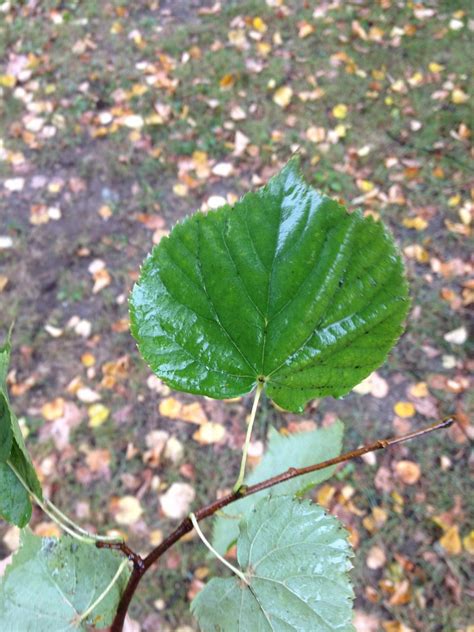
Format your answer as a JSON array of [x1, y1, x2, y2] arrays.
[[109, 416, 455, 632]]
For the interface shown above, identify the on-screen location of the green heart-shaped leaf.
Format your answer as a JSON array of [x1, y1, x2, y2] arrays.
[[130, 159, 409, 412], [192, 495, 354, 631], [0, 530, 130, 630]]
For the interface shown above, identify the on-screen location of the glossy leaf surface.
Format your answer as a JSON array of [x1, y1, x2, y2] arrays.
[[0, 333, 42, 527], [192, 495, 354, 631], [0, 530, 130, 630], [0, 336, 14, 461], [130, 159, 409, 412], [212, 420, 343, 554], [0, 446, 33, 527]]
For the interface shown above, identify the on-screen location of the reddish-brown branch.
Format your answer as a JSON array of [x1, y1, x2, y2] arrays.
[[96, 541, 145, 571], [108, 416, 454, 632]]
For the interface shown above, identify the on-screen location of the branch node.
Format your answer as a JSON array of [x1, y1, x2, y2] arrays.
[[235, 484, 248, 498], [96, 540, 144, 570]]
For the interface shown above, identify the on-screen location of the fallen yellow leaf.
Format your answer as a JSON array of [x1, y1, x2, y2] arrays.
[[357, 179, 374, 193], [394, 401, 415, 418], [41, 398, 65, 421], [173, 183, 188, 197], [252, 16, 267, 33], [0, 75, 16, 88], [159, 397, 182, 419], [81, 352, 96, 367], [409, 382, 428, 398], [113, 496, 143, 526], [316, 484, 336, 508], [451, 88, 469, 104], [193, 422, 226, 445], [98, 205, 113, 220], [439, 525, 462, 555], [149, 529, 164, 546], [110, 21, 123, 34], [403, 244, 430, 263], [428, 62, 444, 73], [306, 126, 325, 143], [463, 530, 474, 554], [257, 42, 271, 56], [403, 217, 428, 231], [368, 26, 384, 42], [332, 103, 348, 119], [102, 356, 129, 380], [363, 506, 388, 533], [408, 72, 423, 87], [88, 403, 110, 428], [273, 86, 293, 108], [298, 21, 315, 38], [159, 397, 208, 425], [180, 402, 208, 425]]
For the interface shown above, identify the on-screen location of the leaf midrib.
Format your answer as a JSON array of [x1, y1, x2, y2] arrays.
[[197, 217, 258, 375]]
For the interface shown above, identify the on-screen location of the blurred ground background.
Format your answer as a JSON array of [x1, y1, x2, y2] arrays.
[[0, 1, 472, 631]]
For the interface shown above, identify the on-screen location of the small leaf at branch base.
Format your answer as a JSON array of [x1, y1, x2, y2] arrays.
[[0, 530, 130, 630], [0, 395, 13, 462], [0, 332, 42, 527], [130, 158, 409, 413], [0, 337, 14, 461], [192, 495, 354, 631], [212, 420, 344, 554], [0, 457, 31, 528]]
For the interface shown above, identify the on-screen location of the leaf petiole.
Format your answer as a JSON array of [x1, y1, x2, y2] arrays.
[[190, 512, 248, 585], [45, 498, 120, 543], [7, 460, 121, 545], [233, 382, 263, 492]]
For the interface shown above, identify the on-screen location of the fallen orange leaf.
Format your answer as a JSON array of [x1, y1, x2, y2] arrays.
[[41, 397, 65, 421], [219, 73, 235, 90], [395, 460, 421, 485]]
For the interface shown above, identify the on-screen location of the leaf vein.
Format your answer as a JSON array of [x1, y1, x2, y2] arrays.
[[266, 217, 356, 376], [196, 219, 257, 374], [222, 218, 265, 320]]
